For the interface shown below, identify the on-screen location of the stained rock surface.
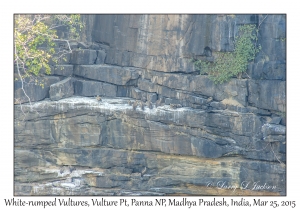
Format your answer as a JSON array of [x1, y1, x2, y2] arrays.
[[15, 97, 285, 195]]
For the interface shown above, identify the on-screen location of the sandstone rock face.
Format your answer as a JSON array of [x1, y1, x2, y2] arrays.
[[14, 76, 60, 104], [14, 14, 286, 196], [74, 65, 139, 85], [74, 80, 117, 97], [248, 79, 286, 112], [49, 77, 74, 101], [70, 49, 98, 65], [15, 98, 285, 195]]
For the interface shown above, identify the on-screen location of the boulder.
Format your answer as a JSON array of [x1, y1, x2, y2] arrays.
[[14, 76, 60, 104], [70, 49, 97, 64], [74, 65, 139, 85], [49, 77, 74, 101], [74, 79, 117, 97]]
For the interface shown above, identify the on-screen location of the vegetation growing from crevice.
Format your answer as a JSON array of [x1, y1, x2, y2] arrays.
[[192, 24, 261, 84]]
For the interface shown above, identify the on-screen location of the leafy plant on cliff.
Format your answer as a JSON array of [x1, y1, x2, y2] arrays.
[[14, 14, 83, 105], [14, 14, 83, 77], [192, 24, 260, 84]]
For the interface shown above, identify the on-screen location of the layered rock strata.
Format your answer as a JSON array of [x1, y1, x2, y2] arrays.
[[14, 14, 286, 196]]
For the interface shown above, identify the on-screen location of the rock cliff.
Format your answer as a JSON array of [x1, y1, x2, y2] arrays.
[[14, 14, 286, 196]]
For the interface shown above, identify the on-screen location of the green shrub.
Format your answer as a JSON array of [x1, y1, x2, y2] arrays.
[[14, 15, 83, 77], [192, 24, 261, 84]]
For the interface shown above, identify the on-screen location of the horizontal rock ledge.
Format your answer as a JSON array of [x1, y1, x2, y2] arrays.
[[74, 65, 139, 85], [14, 96, 285, 163]]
